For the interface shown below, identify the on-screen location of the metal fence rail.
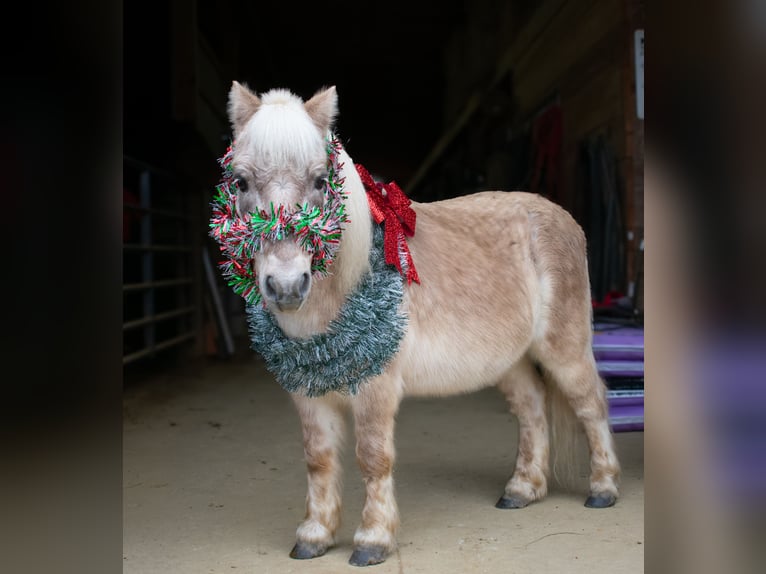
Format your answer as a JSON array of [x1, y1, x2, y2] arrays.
[[123, 156, 203, 365]]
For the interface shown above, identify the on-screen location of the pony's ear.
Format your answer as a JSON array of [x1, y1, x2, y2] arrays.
[[304, 86, 338, 133], [228, 81, 261, 138]]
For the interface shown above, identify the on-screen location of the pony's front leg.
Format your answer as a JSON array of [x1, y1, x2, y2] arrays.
[[349, 376, 402, 567], [289, 393, 346, 560]]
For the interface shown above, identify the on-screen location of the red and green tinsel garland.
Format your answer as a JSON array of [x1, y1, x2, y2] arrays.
[[209, 135, 349, 305]]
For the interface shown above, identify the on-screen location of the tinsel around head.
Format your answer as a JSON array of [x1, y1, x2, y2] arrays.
[[208, 135, 348, 306], [246, 224, 406, 397]]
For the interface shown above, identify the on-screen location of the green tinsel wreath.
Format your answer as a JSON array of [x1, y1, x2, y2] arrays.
[[246, 224, 406, 397]]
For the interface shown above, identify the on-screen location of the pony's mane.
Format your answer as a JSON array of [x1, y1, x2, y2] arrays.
[[240, 89, 324, 167]]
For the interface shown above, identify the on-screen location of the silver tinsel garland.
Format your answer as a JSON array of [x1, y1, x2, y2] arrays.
[[246, 224, 407, 397]]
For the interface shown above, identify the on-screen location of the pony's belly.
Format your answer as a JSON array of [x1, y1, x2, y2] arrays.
[[397, 331, 524, 397]]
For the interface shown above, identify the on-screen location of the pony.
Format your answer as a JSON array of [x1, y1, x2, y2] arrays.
[[215, 82, 621, 567]]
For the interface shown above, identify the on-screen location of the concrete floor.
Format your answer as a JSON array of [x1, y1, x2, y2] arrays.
[[123, 349, 644, 573]]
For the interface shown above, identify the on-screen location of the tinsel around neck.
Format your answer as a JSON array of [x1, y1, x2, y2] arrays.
[[247, 224, 406, 397]]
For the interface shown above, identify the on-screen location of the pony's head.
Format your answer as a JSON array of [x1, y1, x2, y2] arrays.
[[223, 82, 341, 312]]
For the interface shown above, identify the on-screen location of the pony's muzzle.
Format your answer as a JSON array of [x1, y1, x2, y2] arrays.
[[263, 272, 311, 311]]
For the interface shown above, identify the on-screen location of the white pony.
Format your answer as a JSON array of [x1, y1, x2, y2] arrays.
[[217, 82, 620, 567]]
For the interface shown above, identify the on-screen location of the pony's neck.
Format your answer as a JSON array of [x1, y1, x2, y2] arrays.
[[272, 144, 373, 338], [327, 146, 373, 297]]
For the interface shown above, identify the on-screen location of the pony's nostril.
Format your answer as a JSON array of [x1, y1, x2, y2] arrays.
[[264, 275, 277, 298], [299, 272, 310, 296], [262, 273, 309, 308]]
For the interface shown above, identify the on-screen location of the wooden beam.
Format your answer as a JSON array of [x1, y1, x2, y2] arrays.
[[406, 0, 569, 192]]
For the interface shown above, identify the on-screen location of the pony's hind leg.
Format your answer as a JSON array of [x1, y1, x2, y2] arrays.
[[289, 393, 346, 559], [542, 354, 621, 507], [496, 358, 550, 509]]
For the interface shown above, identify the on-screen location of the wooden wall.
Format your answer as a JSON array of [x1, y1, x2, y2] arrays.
[[419, 0, 644, 295]]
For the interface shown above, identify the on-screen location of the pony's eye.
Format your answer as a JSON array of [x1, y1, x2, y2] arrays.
[[233, 177, 249, 193], [313, 176, 326, 191]]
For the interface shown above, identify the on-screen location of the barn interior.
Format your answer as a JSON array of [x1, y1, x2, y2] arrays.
[[123, 1, 645, 572]]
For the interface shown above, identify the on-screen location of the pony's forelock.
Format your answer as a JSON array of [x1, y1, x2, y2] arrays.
[[238, 89, 326, 167]]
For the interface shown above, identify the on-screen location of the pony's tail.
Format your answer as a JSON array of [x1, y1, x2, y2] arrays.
[[546, 381, 590, 493]]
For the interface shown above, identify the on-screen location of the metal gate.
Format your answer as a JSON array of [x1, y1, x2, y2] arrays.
[[123, 156, 204, 365]]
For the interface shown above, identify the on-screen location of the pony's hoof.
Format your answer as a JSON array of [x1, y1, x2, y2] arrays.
[[349, 545, 389, 566], [495, 495, 530, 509], [290, 541, 328, 560], [585, 493, 617, 508]]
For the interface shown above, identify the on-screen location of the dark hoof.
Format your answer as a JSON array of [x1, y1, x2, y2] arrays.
[[495, 495, 530, 509], [348, 545, 389, 567], [289, 541, 327, 560], [585, 493, 617, 508]]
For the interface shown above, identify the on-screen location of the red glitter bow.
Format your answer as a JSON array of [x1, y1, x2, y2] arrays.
[[356, 164, 420, 285]]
